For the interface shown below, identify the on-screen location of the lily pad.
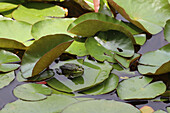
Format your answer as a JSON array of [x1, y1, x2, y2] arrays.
[[0, 71, 15, 89], [0, 94, 78, 113], [167, 107, 170, 113], [62, 99, 141, 113], [0, 2, 18, 13], [13, 83, 52, 101], [133, 34, 146, 45], [47, 59, 112, 92], [31, 18, 76, 39], [107, 0, 170, 34], [68, 12, 142, 37], [66, 40, 89, 56], [85, 37, 116, 62], [0, 50, 20, 72], [82, 73, 119, 95], [114, 53, 140, 68], [117, 76, 166, 100], [164, 20, 170, 42], [92, 30, 135, 57], [138, 44, 170, 75], [21, 34, 73, 78], [12, 2, 66, 24], [154, 110, 167, 113], [0, 20, 33, 44]]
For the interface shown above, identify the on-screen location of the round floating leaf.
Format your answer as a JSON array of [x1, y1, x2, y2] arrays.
[[62, 99, 140, 113], [154, 110, 167, 113], [82, 73, 119, 95], [0, 20, 33, 44], [85, 37, 115, 62], [12, 2, 66, 24], [114, 53, 140, 68], [0, 71, 15, 89], [66, 40, 89, 56], [0, 94, 78, 113], [68, 12, 142, 37], [107, 0, 170, 34], [164, 20, 170, 42], [31, 18, 76, 39], [167, 107, 170, 113], [13, 83, 52, 101], [117, 76, 166, 100], [0, 50, 20, 72], [0, 2, 18, 13], [138, 44, 170, 75], [21, 34, 73, 78], [47, 59, 112, 92], [92, 30, 135, 57], [133, 34, 146, 45]]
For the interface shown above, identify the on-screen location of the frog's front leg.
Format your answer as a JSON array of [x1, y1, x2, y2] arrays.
[[55, 68, 62, 75]]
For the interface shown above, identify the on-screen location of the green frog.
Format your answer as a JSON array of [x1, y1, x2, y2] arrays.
[[56, 63, 84, 79]]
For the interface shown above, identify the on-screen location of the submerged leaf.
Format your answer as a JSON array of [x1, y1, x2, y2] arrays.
[[138, 44, 170, 75], [21, 34, 73, 78], [62, 99, 141, 113], [12, 2, 66, 24], [107, 0, 170, 34], [13, 83, 52, 101], [0, 71, 15, 89], [47, 59, 112, 92], [117, 76, 166, 100], [0, 50, 20, 72]]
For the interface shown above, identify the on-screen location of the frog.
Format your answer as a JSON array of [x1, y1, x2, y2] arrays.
[[56, 63, 84, 79]]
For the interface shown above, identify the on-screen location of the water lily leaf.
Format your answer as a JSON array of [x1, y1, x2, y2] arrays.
[[138, 44, 170, 75], [31, 18, 76, 40], [0, 71, 15, 89], [68, 12, 142, 37], [154, 110, 167, 113], [164, 19, 170, 42], [167, 107, 170, 113], [0, 94, 78, 113], [0, 2, 18, 13], [117, 76, 166, 100], [107, 0, 170, 34], [47, 59, 112, 92], [85, 37, 116, 62], [140, 106, 154, 113], [93, 30, 135, 57], [12, 2, 66, 24], [82, 73, 119, 95], [114, 53, 140, 68], [0, 20, 33, 44], [66, 40, 89, 56], [62, 99, 141, 113], [134, 34, 146, 45], [27, 69, 55, 82], [21, 34, 73, 78], [0, 50, 20, 72], [13, 83, 52, 101]]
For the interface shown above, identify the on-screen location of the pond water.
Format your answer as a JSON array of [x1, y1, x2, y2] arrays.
[[0, 29, 169, 111]]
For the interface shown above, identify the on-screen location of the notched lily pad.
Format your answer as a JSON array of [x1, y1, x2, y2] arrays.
[[47, 58, 112, 92], [117, 76, 166, 100], [61, 99, 141, 113], [0, 50, 20, 72], [138, 44, 170, 75], [82, 73, 119, 95], [0, 2, 18, 13], [21, 34, 73, 78], [0, 71, 15, 89], [0, 94, 78, 113], [12, 2, 66, 24], [68, 12, 142, 38], [13, 83, 52, 101], [107, 0, 170, 34]]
